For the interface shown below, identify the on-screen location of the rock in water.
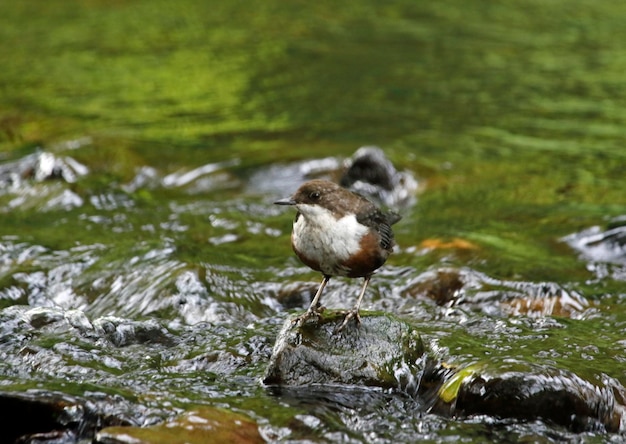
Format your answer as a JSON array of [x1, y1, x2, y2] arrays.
[[434, 362, 626, 433], [340, 146, 418, 209], [263, 311, 626, 434], [263, 312, 425, 389]]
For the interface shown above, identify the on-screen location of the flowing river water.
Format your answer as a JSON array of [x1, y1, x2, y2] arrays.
[[1, 1, 626, 442]]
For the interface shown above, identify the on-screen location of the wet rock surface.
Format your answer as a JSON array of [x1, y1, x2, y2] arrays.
[[564, 217, 626, 281], [452, 368, 624, 433], [403, 266, 591, 318], [340, 146, 418, 209], [434, 362, 626, 433], [0, 390, 134, 443], [263, 312, 425, 389], [264, 313, 626, 434], [0, 304, 268, 442]]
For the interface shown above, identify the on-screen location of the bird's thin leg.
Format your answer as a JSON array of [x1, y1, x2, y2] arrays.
[[293, 275, 330, 325], [336, 275, 371, 332], [306, 274, 330, 314]]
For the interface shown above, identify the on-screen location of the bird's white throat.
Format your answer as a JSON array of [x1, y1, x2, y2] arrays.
[[292, 204, 368, 265]]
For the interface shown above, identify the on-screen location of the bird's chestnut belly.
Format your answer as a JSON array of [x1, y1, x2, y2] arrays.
[[291, 216, 387, 277]]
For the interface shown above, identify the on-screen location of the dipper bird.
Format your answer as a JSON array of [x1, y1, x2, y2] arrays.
[[274, 179, 400, 331]]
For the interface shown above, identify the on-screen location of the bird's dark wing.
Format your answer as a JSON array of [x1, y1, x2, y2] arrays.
[[356, 206, 398, 251]]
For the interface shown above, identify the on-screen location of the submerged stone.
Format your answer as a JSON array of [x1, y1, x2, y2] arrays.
[[403, 267, 590, 319], [93, 316, 176, 347], [96, 406, 263, 444]]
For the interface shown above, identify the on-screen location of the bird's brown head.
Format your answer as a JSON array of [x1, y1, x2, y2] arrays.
[[274, 179, 358, 216]]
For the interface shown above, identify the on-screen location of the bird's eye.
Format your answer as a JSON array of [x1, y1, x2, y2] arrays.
[[309, 191, 320, 200]]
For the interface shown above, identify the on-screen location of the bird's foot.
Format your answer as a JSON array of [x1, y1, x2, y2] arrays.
[[292, 305, 325, 327], [335, 308, 361, 333]]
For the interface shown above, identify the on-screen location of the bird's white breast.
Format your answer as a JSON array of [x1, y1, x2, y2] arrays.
[[292, 204, 368, 275]]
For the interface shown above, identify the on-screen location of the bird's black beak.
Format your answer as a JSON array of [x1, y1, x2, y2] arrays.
[[274, 197, 296, 206]]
